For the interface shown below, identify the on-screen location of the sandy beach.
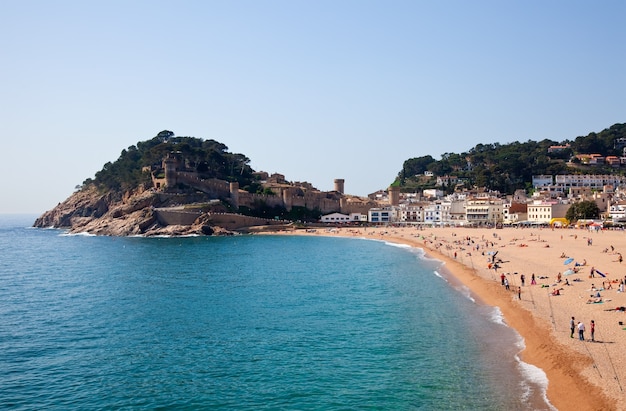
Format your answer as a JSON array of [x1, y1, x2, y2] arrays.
[[262, 225, 626, 410]]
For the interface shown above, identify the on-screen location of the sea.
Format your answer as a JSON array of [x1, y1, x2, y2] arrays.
[[0, 214, 555, 410]]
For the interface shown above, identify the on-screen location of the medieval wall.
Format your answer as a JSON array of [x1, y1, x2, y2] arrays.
[[204, 213, 287, 230], [154, 208, 203, 226]]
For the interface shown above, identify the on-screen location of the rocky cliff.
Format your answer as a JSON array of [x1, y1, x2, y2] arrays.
[[33, 186, 234, 236]]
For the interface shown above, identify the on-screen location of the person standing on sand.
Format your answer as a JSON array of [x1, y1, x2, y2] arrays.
[[531, 273, 536, 285], [590, 320, 595, 342], [590, 266, 595, 278], [501, 273, 506, 286], [570, 317, 575, 338], [578, 321, 585, 341], [520, 274, 525, 286], [504, 278, 510, 290]]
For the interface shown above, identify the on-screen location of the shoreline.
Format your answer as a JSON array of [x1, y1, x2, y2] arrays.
[[261, 226, 624, 411]]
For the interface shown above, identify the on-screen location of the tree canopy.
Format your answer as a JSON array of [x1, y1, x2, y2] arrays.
[[565, 201, 601, 222], [87, 131, 256, 193]]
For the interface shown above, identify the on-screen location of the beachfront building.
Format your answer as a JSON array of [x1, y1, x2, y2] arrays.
[[423, 203, 442, 225], [464, 198, 504, 226], [396, 204, 425, 223], [608, 201, 626, 222], [503, 202, 528, 225], [527, 201, 569, 225], [446, 199, 467, 225], [368, 207, 395, 224], [349, 213, 368, 222], [320, 212, 351, 223]]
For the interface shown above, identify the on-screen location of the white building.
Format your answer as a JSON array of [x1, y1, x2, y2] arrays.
[[465, 198, 504, 226], [532, 175, 553, 188], [349, 213, 368, 222], [527, 201, 569, 224], [608, 201, 626, 222], [397, 204, 425, 223], [555, 174, 624, 190], [320, 212, 351, 223], [368, 208, 395, 223]]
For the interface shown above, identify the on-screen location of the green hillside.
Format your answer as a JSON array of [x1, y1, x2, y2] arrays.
[[84, 130, 257, 194], [397, 123, 626, 194]]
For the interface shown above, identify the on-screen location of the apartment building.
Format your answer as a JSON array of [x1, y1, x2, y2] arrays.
[[464, 198, 504, 225], [527, 201, 569, 224]]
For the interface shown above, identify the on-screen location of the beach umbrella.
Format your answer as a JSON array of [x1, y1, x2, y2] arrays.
[[563, 269, 576, 275], [563, 257, 574, 265]]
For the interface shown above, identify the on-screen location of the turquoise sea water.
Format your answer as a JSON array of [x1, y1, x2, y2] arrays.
[[0, 215, 554, 410]]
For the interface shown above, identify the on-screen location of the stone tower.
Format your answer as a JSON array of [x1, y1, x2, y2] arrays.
[[389, 186, 400, 206], [334, 178, 345, 194], [163, 153, 179, 189]]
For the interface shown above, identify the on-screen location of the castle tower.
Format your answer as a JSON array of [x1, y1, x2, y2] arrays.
[[163, 153, 179, 189], [389, 186, 400, 206], [230, 182, 239, 209], [334, 178, 345, 194]]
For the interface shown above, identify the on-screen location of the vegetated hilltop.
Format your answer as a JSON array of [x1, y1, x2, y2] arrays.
[[33, 130, 277, 236], [396, 122, 626, 194]]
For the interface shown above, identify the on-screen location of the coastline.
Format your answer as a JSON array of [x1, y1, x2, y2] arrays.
[[261, 225, 624, 411]]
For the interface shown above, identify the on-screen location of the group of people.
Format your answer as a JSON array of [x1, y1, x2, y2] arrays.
[[570, 316, 596, 342]]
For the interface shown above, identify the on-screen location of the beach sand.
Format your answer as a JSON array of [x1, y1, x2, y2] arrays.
[[261, 225, 626, 410]]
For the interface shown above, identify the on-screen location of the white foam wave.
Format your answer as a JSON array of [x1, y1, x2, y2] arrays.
[[487, 306, 507, 326], [516, 354, 557, 411], [433, 270, 448, 282], [383, 241, 411, 249], [60, 231, 96, 237]]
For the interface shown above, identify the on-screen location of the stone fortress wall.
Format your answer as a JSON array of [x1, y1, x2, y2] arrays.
[[151, 152, 379, 220]]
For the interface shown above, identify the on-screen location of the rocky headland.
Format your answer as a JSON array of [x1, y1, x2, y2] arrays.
[[33, 186, 244, 237]]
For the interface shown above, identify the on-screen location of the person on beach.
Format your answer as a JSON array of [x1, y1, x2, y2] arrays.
[[504, 278, 510, 290], [520, 274, 525, 286], [500, 273, 505, 286], [577, 321, 585, 341], [557, 272, 562, 283], [590, 320, 595, 342], [570, 317, 575, 338], [531, 273, 536, 285]]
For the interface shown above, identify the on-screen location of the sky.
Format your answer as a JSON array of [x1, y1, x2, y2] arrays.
[[2, 1, 625, 214]]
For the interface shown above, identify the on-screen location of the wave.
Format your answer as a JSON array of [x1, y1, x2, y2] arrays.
[[433, 270, 445, 280], [59, 231, 96, 237], [516, 353, 557, 411], [383, 241, 412, 249], [487, 306, 507, 326]]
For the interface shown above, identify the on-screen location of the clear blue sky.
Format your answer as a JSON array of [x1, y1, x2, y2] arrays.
[[2, 1, 625, 214]]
